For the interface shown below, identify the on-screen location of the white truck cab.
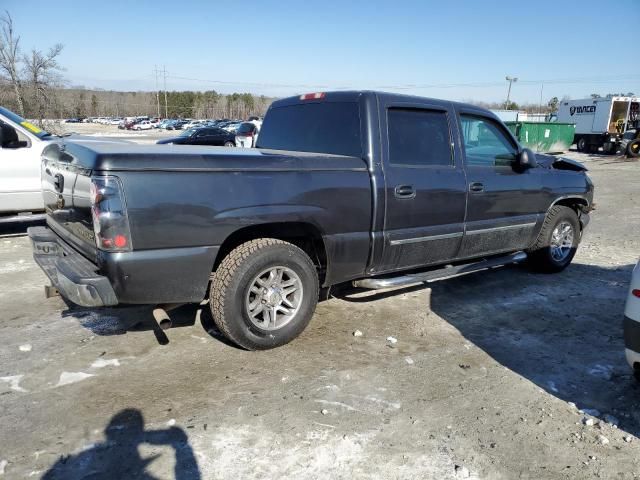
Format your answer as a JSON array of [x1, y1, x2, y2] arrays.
[[0, 107, 53, 218], [0, 107, 132, 221]]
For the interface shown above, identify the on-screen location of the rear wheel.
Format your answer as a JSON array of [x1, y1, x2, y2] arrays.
[[209, 238, 319, 350], [577, 137, 587, 152], [527, 205, 580, 273], [627, 139, 640, 158], [224, 141, 234, 147]]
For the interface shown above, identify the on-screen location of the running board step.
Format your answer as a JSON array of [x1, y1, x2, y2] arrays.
[[353, 252, 527, 290]]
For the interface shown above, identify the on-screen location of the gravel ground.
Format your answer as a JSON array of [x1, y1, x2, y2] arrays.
[[0, 147, 639, 479]]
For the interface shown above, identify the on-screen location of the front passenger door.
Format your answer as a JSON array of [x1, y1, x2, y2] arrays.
[[457, 112, 542, 259]]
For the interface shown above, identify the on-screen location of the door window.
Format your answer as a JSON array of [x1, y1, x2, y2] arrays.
[[387, 108, 453, 167], [460, 115, 517, 167]]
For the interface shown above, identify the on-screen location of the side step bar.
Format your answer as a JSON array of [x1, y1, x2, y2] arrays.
[[353, 252, 527, 290]]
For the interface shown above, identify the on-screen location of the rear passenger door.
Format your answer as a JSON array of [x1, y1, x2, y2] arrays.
[[457, 111, 543, 259], [379, 101, 468, 272]]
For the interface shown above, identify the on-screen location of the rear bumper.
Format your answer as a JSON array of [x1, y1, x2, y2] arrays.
[[29, 225, 220, 306], [28, 226, 118, 307], [624, 315, 640, 366]]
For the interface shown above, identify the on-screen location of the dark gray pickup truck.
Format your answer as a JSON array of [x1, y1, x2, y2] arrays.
[[28, 91, 594, 349]]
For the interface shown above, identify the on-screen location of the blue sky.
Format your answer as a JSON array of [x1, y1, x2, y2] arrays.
[[4, 0, 640, 103]]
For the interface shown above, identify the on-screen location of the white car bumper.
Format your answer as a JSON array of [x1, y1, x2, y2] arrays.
[[624, 260, 640, 371]]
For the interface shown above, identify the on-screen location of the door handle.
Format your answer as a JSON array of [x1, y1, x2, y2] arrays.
[[394, 185, 416, 199], [469, 182, 484, 193]]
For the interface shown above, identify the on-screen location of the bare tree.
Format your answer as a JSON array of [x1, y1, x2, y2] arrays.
[[0, 11, 25, 115], [23, 43, 63, 124]]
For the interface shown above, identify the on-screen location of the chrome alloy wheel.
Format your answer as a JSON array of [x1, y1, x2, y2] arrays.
[[245, 266, 303, 330], [550, 221, 574, 262]]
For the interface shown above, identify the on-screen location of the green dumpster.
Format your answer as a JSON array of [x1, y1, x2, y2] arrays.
[[505, 122, 575, 153]]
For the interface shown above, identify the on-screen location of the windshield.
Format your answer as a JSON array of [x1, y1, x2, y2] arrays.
[[0, 106, 51, 139], [256, 102, 361, 156], [180, 128, 198, 137]]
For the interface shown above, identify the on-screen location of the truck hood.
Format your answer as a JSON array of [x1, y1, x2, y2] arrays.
[[535, 153, 588, 172], [41, 142, 367, 172]]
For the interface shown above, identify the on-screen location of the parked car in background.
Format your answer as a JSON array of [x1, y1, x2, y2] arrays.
[[133, 120, 153, 131], [624, 260, 640, 382], [166, 120, 186, 130], [223, 121, 242, 133], [109, 118, 122, 125], [156, 126, 236, 146], [235, 122, 259, 148]]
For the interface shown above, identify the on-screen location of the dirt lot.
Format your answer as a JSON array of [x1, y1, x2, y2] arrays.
[[0, 147, 639, 479]]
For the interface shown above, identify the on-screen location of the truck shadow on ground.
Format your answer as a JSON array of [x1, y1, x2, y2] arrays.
[[336, 261, 640, 438], [62, 302, 240, 348], [41, 408, 201, 479]]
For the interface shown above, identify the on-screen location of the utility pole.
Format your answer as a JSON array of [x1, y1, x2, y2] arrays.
[[505, 76, 518, 110], [154, 65, 160, 117], [162, 65, 168, 118]]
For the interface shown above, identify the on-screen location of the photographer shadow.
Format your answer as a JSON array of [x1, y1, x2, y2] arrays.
[[42, 409, 201, 480]]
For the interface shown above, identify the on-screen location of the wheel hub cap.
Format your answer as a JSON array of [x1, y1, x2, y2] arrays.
[[550, 221, 574, 262], [245, 266, 303, 330]]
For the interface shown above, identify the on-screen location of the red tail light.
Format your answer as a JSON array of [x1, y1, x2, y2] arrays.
[[90, 176, 132, 252], [300, 92, 325, 100], [632, 289, 640, 298]]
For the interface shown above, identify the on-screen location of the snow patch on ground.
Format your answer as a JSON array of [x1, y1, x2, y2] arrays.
[[55, 372, 95, 387], [90, 358, 120, 369], [0, 375, 27, 393], [195, 425, 459, 479]]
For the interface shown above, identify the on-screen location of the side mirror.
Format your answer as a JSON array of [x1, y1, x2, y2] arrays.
[[516, 148, 537, 169]]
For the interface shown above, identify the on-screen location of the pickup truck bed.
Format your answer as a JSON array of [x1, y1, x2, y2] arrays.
[[29, 90, 594, 349]]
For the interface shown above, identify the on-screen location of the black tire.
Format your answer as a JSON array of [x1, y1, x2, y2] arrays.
[[224, 141, 234, 147], [634, 368, 640, 383], [527, 205, 580, 273], [627, 139, 640, 158], [210, 238, 319, 350], [576, 137, 587, 152]]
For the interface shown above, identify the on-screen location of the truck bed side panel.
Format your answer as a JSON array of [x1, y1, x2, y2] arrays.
[[113, 165, 372, 286]]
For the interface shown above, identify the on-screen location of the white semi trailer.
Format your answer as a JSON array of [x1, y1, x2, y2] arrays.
[[556, 96, 639, 154]]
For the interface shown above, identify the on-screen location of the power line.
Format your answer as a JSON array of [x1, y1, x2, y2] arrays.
[[163, 73, 640, 92]]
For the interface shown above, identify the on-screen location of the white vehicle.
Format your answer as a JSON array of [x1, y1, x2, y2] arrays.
[[624, 260, 640, 383], [556, 96, 640, 154], [109, 118, 122, 125], [0, 107, 130, 220], [133, 120, 153, 131], [235, 122, 260, 148]]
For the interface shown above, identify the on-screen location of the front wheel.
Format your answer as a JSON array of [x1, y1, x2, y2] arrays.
[[627, 139, 640, 158], [209, 239, 319, 350], [527, 205, 580, 273], [224, 141, 235, 147], [576, 137, 587, 152]]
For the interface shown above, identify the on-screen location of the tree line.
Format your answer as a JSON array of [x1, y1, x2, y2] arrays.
[[0, 11, 273, 122]]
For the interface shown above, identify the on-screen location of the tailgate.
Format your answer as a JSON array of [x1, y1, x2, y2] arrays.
[[41, 144, 97, 260]]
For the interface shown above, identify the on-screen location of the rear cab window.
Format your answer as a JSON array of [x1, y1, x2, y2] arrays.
[[387, 108, 453, 167], [256, 101, 362, 157]]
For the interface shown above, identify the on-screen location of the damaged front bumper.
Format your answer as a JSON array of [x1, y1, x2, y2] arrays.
[[28, 226, 118, 307]]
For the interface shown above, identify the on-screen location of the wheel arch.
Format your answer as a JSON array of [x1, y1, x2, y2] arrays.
[[546, 196, 591, 232], [213, 222, 328, 284]]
